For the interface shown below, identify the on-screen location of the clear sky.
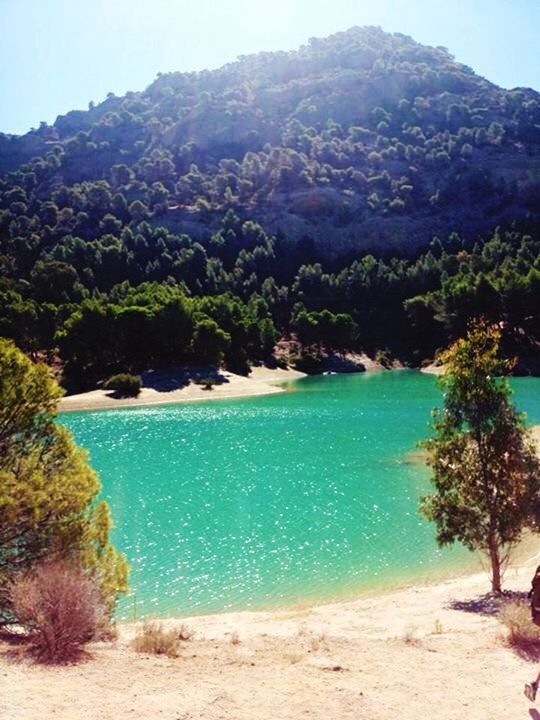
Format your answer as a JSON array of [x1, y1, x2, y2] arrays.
[[1, 0, 539, 136]]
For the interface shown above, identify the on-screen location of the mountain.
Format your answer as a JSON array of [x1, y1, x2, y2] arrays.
[[1, 27, 539, 381], [1, 26, 539, 256]]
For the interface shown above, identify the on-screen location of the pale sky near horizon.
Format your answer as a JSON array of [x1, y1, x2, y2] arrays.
[[0, 0, 539, 136]]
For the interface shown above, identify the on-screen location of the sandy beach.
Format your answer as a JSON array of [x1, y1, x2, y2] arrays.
[[59, 366, 307, 413], [57, 351, 387, 413], [3, 552, 540, 720]]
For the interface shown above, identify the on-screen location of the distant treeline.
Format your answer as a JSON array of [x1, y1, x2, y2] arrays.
[[0, 207, 538, 384]]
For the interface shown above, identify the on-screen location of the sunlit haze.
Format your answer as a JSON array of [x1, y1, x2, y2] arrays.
[[1, 0, 539, 135]]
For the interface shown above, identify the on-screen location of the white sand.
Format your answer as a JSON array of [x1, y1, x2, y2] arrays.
[[59, 367, 306, 413], [3, 554, 540, 720]]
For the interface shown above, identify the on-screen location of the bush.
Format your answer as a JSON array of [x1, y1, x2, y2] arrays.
[[292, 351, 324, 373], [499, 599, 540, 660], [132, 621, 180, 658], [9, 560, 104, 664], [104, 373, 141, 397], [197, 376, 216, 390]]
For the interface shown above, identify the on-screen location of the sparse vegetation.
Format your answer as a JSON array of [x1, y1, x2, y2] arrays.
[[9, 560, 104, 664], [132, 621, 181, 658], [499, 599, 540, 660], [432, 618, 444, 635], [402, 627, 421, 646]]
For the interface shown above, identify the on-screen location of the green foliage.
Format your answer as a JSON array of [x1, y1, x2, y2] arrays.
[[103, 373, 141, 397], [197, 376, 217, 390], [419, 321, 540, 592], [0, 26, 539, 373], [0, 339, 128, 621], [190, 318, 230, 366]]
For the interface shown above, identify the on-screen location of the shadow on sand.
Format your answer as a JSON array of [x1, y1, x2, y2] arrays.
[[141, 366, 229, 392], [448, 590, 528, 617]]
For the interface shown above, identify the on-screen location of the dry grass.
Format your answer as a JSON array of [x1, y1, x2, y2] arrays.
[[132, 622, 181, 658], [401, 626, 422, 646], [283, 651, 302, 664], [9, 559, 104, 664], [499, 599, 540, 660]]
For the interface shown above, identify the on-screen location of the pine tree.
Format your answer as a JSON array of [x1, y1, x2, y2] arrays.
[[0, 339, 127, 622]]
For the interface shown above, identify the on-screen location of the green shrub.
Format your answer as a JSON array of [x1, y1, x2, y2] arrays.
[[293, 351, 324, 374], [104, 373, 141, 397], [196, 376, 216, 390]]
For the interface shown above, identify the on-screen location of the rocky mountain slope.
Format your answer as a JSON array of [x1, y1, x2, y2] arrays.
[[1, 26, 539, 255]]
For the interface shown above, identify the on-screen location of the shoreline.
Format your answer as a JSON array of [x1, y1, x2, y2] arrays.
[[6, 548, 540, 719], [122, 543, 540, 639], [59, 365, 307, 413], [58, 351, 391, 413]]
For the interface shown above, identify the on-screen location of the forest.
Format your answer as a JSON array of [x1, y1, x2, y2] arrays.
[[0, 26, 539, 384]]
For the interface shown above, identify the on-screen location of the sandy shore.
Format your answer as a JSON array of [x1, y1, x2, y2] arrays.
[[59, 366, 307, 413], [420, 362, 445, 375], [3, 552, 540, 720]]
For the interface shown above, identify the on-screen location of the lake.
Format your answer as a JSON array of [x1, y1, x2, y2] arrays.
[[62, 371, 540, 619]]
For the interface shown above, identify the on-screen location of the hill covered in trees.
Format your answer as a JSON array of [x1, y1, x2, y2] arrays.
[[0, 26, 539, 383]]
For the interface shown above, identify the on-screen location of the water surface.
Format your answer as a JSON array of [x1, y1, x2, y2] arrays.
[[62, 371, 540, 618]]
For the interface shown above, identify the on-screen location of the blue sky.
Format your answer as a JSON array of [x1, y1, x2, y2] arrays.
[[1, 0, 539, 135]]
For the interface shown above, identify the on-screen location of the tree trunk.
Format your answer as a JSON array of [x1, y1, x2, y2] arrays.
[[489, 534, 502, 594]]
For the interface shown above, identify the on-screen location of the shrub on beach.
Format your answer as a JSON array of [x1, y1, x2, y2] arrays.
[[103, 373, 141, 397], [132, 621, 181, 658], [196, 376, 216, 390], [9, 560, 105, 664], [499, 599, 540, 660]]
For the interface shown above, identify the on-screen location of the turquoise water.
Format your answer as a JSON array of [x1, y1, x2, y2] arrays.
[[62, 371, 540, 619]]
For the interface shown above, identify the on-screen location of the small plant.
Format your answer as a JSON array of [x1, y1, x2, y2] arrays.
[[104, 373, 141, 397], [197, 376, 216, 390], [132, 621, 180, 658], [499, 599, 540, 660], [402, 626, 421, 646], [284, 651, 302, 664], [9, 559, 104, 664], [433, 618, 444, 634]]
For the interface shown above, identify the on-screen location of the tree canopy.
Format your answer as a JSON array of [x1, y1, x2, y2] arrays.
[[0, 339, 128, 621], [419, 321, 540, 593]]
